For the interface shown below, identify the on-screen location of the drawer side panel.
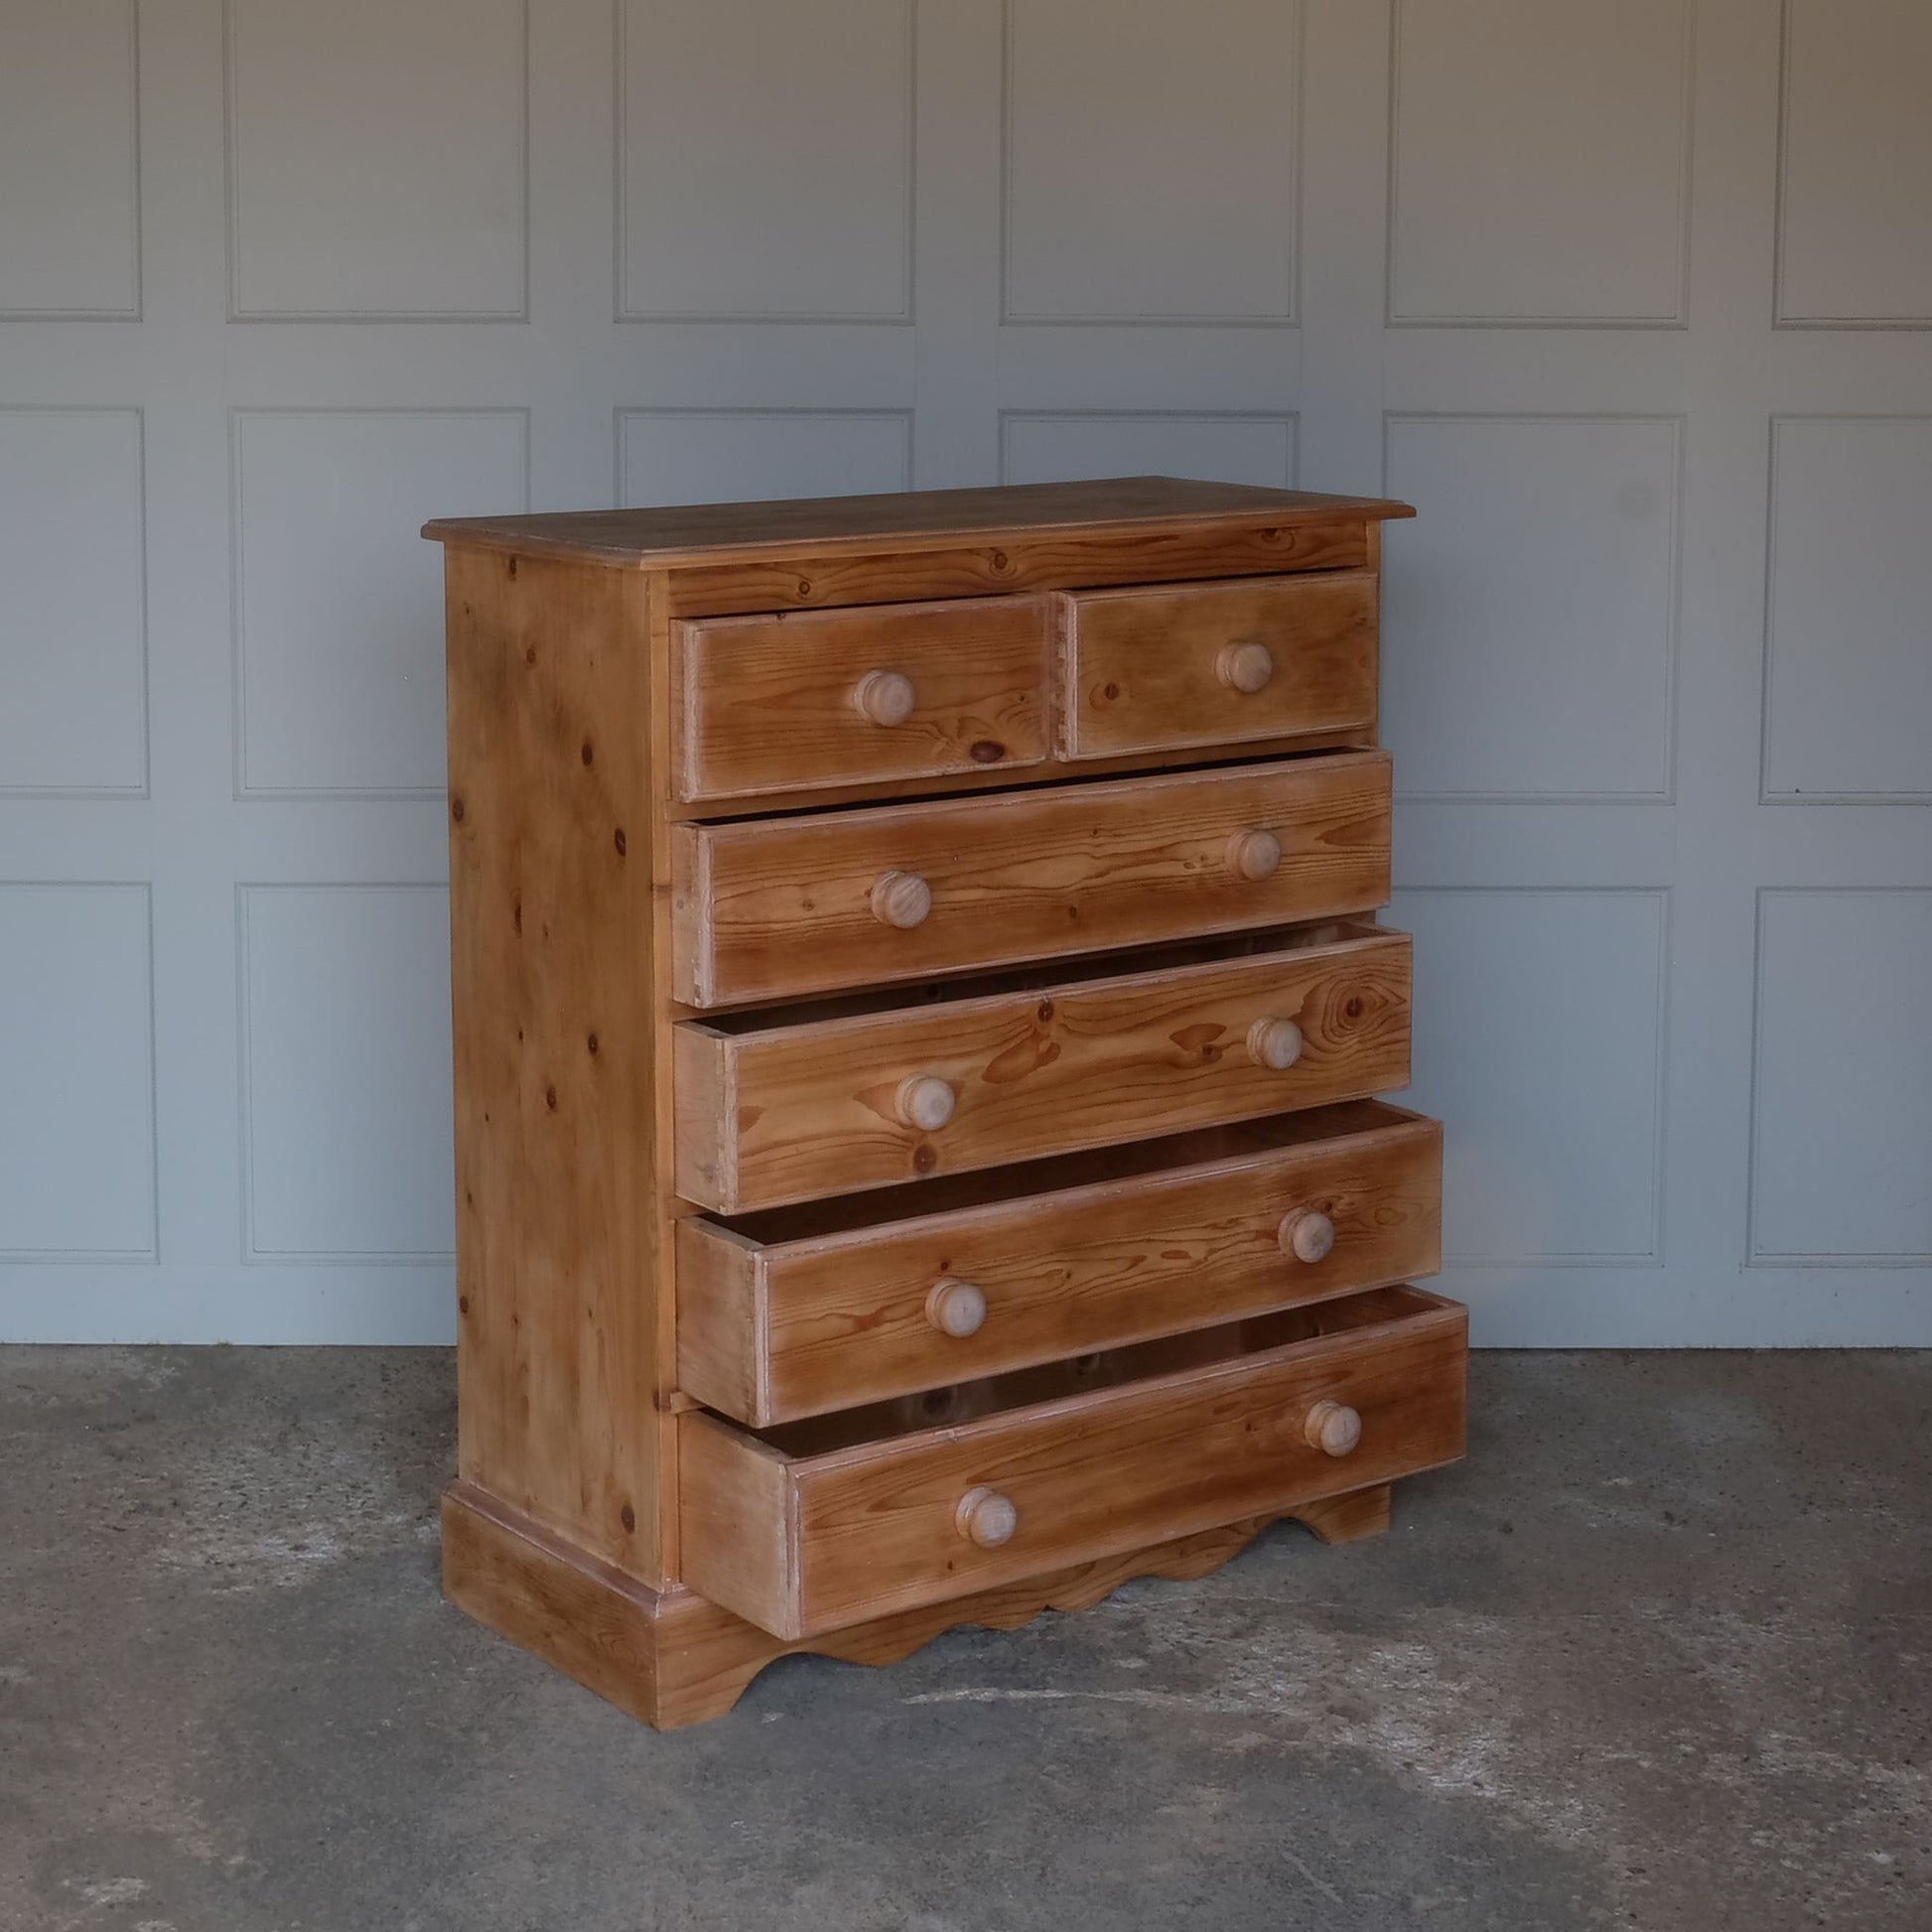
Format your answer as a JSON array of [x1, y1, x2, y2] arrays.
[[678, 1412, 798, 1637]]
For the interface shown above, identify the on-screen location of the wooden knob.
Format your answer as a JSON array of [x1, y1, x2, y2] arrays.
[[895, 1074, 955, 1133], [955, 1485, 1018, 1548], [1247, 1016, 1304, 1070], [1303, 1399, 1362, 1457], [870, 870, 931, 929], [1279, 1208, 1335, 1264], [1227, 828, 1282, 882], [925, 1278, 987, 1338], [855, 668, 916, 726], [1216, 640, 1275, 694]]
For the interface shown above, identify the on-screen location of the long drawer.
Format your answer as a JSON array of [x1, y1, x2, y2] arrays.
[[677, 1100, 1442, 1426], [671, 751, 1391, 1007], [679, 1284, 1467, 1640], [673, 921, 1413, 1213]]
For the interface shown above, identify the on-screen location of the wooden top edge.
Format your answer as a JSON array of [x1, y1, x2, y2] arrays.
[[421, 476, 1415, 570]]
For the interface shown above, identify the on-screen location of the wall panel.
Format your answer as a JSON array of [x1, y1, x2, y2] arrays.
[[1777, 0, 1932, 327], [233, 410, 529, 796], [239, 885, 455, 1261], [1751, 891, 1932, 1264], [1762, 416, 1932, 801], [1389, 0, 1691, 326], [618, 0, 914, 321], [0, 410, 147, 794], [617, 409, 912, 508], [1390, 890, 1667, 1266], [0, 885, 155, 1260], [1000, 411, 1297, 487], [0, 0, 141, 318], [1382, 415, 1680, 800], [227, 0, 527, 319], [1003, 0, 1300, 324]]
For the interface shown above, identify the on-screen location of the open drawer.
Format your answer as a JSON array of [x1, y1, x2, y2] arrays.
[[673, 920, 1414, 1213], [678, 1284, 1466, 1641], [677, 1099, 1443, 1427]]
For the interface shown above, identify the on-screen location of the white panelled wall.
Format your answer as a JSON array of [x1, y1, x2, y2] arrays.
[[0, 0, 1927, 1344]]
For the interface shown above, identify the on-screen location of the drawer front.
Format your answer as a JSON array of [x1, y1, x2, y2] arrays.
[[673, 923, 1412, 1213], [679, 1285, 1467, 1640], [672, 751, 1392, 1007], [1062, 572, 1378, 761], [675, 595, 1050, 802], [677, 1103, 1442, 1426]]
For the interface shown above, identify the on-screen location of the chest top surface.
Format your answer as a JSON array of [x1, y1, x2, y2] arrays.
[[423, 475, 1414, 570]]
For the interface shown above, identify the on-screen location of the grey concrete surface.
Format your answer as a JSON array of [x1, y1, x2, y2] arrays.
[[0, 1347, 1925, 1932]]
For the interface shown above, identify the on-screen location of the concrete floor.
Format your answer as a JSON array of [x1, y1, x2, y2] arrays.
[[1, 1349, 1925, 1932]]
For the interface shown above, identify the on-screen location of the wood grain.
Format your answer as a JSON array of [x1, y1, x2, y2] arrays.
[[444, 548, 669, 1584], [676, 594, 1051, 802], [444, 1476, 1399, 1730], [662, 724, 1377, 822], [423, 474, 1413, 573], [678, 1286, 1466, 1639], [659, 519, 1373, 619], [676, 1101, 1442, 1426], [1295, 1482, 1393, 1544], [672, 751, 1393, 1007], [673, 923, 1414, 1213], [1062, 570, 1379, 760]]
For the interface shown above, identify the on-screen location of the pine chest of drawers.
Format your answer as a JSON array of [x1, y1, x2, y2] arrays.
[[425, 477, 1464, 1726]]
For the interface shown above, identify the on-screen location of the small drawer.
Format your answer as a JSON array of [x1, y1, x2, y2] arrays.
[[671, 750, 1392, 1007], [674, 595, 1050, 803], [673, 921, 1412, 1213], [679, 1284, 1467, 1640], [677, 1100, 1442, 1427], [1060, 571, 1378, 761]]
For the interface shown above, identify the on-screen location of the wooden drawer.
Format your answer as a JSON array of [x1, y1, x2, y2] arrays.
[[671, 750, 1392, 1007], [1060, 571, 1377, 760], [680, 1284, 1466, 1640], [674, 595, 1050, 803], [673, 921, 1412, 1212], [677, 1100, 1441, 1426]]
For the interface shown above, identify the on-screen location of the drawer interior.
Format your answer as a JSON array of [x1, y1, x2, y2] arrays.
[[687, 915, 1385, 1032], [737, 1283, 1449, 1458], [688, 738, 1375, 825]]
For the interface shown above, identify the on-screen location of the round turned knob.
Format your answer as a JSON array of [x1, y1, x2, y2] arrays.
[[925, 1278, 988, 1338], [855, 668, 916, 726], [1227, 828, 1283, 882], [1247, 1016, 1304, 1070], [955, 1485, 1018, 1549], [1279, 1208, 1336, 1264], [1216, 640, 1275, 695], [1303, 1399, 1362, 1458], [870, 869, 931, 929], [895, 1073, 956, 1133]]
